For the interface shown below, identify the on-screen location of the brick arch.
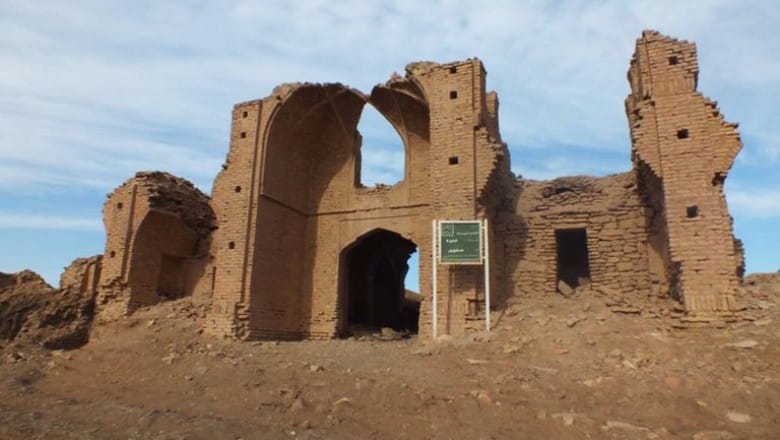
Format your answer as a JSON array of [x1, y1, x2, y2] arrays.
[[126, 210, 199, 309], [368, 85, 431, 192], [261, 84, 367, 214], [235, 82, 434, 339], [336, 227, 419, 336], [260, 83, 431, 210]]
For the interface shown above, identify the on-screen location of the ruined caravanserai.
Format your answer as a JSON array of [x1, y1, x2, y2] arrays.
[[87, 31, 745, 340]]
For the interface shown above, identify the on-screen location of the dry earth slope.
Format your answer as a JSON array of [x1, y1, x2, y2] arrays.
[[0, 270, 778, 439]]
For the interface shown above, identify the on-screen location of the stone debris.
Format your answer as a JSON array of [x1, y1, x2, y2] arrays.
[[723, 340, 759, 349], [557, 280, 574, 298], [332, 397, 352, 407], [549, 412, 590, 427], [161, 352, 179, 365], [289, 397, 305, 412], [610, 307, 642, 315], [566, 316, 586, 328], [601, 420, 649, 432], [692, 431, 736, 440], [725, 411, 751, 424], [374, 327, 406, 341]]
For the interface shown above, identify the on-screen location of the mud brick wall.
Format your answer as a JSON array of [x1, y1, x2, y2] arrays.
[[97, 172, 214, 320], [204, 59, 509, 340], [504, 172, 650, 298], [414, 60, 509, 337], [206, 100, 268, 338], [60, 255, 102, 296], [96, 30, 745, 340], [636, 160, 674, 299], [626, 31, 742, 311]]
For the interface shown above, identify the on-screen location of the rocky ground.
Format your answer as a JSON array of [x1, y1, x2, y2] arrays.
[[1, 273, 778, 439]]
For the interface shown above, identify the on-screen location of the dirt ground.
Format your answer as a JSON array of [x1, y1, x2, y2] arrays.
[[1, 276, 778, 440]]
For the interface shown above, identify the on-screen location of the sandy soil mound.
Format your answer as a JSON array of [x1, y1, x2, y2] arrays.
[[744, 272, 780, 297], [0, 257, 100, 350], [0, 270, 55, 341], [1, 273, 778, 439]]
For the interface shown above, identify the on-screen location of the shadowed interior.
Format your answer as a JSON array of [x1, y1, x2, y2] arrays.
[[555, 228, 591, 289], [343, 229, 418, 335]]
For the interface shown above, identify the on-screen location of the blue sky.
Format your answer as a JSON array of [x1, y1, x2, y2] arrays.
[[1, 1, 778, 287]]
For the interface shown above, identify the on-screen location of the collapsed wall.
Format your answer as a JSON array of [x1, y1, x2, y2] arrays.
[[96, 171, 215, 320], [0, 256, 101, 349], [508, 172, 651, 299], [626, 31, 743, 312]]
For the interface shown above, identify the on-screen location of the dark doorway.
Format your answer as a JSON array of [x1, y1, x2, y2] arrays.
[[157, 254, 187, 299], [342, 229, 418, 335], [555, 228, 591, 288]]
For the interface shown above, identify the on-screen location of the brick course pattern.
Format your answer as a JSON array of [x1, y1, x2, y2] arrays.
[[625, 31, 742, 311], [96, 172, 215, 321], [93, 30, 744, 339]]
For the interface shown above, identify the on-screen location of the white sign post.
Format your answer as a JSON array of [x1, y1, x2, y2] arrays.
[[431, 219, 490, 339]]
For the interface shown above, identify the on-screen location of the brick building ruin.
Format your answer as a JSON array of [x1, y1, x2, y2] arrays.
[[88, 30, 745, 340]]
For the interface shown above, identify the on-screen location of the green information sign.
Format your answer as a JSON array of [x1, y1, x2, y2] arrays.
[[439, 221, 483, 264]]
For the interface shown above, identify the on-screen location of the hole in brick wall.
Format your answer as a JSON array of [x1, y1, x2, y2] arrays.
[[677, 129, 689, 139], [448, 156, 459, 165], [686, 205, 699, 218], [669, 55, 679, 65], [342, 229, 418, 336], [355, 104, 405, 187], [449, 90, 458, 99], [228, 241, 235, 249], [712, 172, 726, 186], [157, 254, 188, 300], [555, 228, 591, 290], [240, 132, 247, 139], [449, 66, 457, 74], [242, 111, 248, 118], [116, 202, 123, 210], [234, 186, 241, 193], [109, 251, 116, 258]]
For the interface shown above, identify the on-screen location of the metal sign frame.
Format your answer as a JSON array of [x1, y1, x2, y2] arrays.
[[431, 219, 491, 339]]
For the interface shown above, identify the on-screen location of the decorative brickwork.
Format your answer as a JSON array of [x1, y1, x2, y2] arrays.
[[94, 31, 745, 338]]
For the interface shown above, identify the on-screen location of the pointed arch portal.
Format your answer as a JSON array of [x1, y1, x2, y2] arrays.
[[340, 229, 419, 336]]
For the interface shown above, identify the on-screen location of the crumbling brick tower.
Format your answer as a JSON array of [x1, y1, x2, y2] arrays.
[[626, 31, 742, 311], [97, 172, 215, 319]]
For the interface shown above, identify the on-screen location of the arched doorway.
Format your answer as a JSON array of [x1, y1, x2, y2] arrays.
[[340, 229, 419, 336]]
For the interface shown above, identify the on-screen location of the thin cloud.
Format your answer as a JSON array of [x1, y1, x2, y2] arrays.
[[1, 0, 777, 197], [0, 213, 103, 231], [727, 189, 780, 219]]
